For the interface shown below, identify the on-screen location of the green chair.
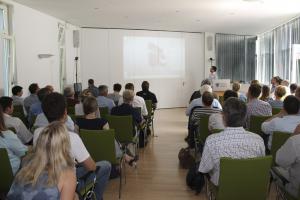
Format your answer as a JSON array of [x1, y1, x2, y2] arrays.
[[249, 115, 272, 136], [0, 148, 14, 195], [145, 100, 155, 136], [79, 129, 123, 199], [106, 115, 138, 156], [208, 156, 272, 200], [272, 107, 281, 115], [211, 129, 223, 134], [12, 105, 28, 128], [270, 131, 291, 166], [67, 106, 75, 115], [99, 107, 109, 119], [195, 114, 210, 144]]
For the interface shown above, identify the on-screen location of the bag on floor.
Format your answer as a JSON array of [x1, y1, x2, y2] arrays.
[[178, 147, 195, 169], [186, 162, 205, 194]]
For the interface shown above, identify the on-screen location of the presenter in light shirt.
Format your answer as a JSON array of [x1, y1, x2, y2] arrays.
[[209, 66, 218, 86]]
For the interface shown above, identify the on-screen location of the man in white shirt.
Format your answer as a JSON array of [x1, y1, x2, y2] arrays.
[[0, 97, 32, 144], [33, 92, 111, 200], [262, 95, 300, 150], [118, 83, 148, 117], [199, 97, 265, 186]]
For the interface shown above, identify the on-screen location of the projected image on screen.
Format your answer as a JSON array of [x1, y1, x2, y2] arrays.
[[123, 36, 185, 79]]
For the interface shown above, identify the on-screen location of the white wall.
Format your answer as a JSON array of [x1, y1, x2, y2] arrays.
[[0, 0, 78, 96], [204, 32, 216, 78], [80, 28, 205, 108]]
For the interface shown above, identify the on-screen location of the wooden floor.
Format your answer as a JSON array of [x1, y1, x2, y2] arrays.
[[103, 108, 277, 200]]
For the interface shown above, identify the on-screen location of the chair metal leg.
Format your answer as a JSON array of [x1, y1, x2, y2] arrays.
[[119, 158, 123, 199]]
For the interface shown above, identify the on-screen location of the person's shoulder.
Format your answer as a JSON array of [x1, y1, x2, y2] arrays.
[[1, 130, 16, 137], [136, 91, 143, 96]]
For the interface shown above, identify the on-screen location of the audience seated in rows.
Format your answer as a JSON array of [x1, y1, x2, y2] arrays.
[[199, 97, 265, 186], [136, 81, 158, 110], [64, 87, 79, 107], [262, 95, 300, 150], [88, 79, 99, 97], [186, 84, 222, 116], [0, 97, 32, 144], [290, 83, 298, 95], [108, 83, 122, 106], [97, 85, 115, 113], [189, 79, 211, 103], [33, 92, 111, 200], [232, 82, 247, 102], [245, 84, 272, 129], [268, 85, 286, 109], [0, 105, 27, 175], [75, 89, 100, 118], [7, 122, 76, 199], [112, 90, 143, 131], [118, 83, 148, 117], [260, 85, 272, 102], [23, 83, 39, 114], [208, 90, 238, 131], [28, 87, 51, 124], [275, 125, 300, 198], [11, 86, 24, 106]]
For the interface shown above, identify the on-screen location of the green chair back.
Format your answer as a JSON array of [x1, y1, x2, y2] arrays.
[[271, 131, 291, 166], [197, 114, 210, 144], [0, 148, 14, 194], [67, 106, 75, 115], [217, 156, 272, 200], [211, 129, 223, 134], [145, 100, 153, 118], [99, 107, 109, 119], [12, 105, 28, 127], [79, 129, 117, 164], [106, 115, 134, 144], [272, 107, 281, 115], [249, 115, 271, 135]]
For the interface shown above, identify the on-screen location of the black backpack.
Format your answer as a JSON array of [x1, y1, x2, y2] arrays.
[[186, 162, 205, 194]]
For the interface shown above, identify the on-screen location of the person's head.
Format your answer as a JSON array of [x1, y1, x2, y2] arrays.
[[113, 83, 122, 92], [223, 97, 247, 127], [45, 85, 54, 93], [201, 79, 211, 86], [15, 121, 74, 186], [37, 87, 51, 102], [28, 83, 39, 94], [200, 84, 212, 95], [123, 90, 134, 104], [283, 95, 300, 115], [42, 92, 67, 123], [251, 80, 260, 85], [290, 83, 298, 94], [223, 90, 238, 101], [63, 87, 74, 98], [295, 87, 300, 100], [88, 79, 94, 86], [125, 83, 134, 91], [232, 82, 240, 92], [0, 97, 13, 115], [141, 81, 150, 91], [210, 66, 217, 73], [271, 76, 281, 86], [98, 85, 108, 96], [248, 84, 262, 99], [261, 85, 270, 97], [12, 86, 23, 97], [83, 96, 98, 115], [274, 85, 286, 100], [0, 104, 7, 133], [202, 92, 214, 107]]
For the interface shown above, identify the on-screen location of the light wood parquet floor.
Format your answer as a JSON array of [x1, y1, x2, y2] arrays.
[[103, 108, 277, 200]]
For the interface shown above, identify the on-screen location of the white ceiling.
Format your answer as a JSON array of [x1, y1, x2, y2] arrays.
[[13, 0, 300, 35]]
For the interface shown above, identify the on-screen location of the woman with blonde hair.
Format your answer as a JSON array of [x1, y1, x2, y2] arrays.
[[7, 122, 77, 200]]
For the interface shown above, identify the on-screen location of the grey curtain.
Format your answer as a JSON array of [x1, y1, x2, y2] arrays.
[[216, 34, 256, 83]]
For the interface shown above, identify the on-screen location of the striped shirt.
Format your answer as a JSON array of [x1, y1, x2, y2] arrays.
[[190, 106, 221, 126], [199, 127, 265, 185], [245, 98, 272, 128]]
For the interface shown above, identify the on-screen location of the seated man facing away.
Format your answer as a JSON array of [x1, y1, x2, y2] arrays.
[[136, 81, 158, 110], [108, 83, 122, 106], [275, 125, 300, 198], [232, 82, 247, 102], [33, 92, 111, 200], [290, 83, 298, 95], [245, 83, 272, 129], [186, 84, 222, 116], [268, 85, 286, 109], [0, 97, 33, 145], [11, 85, 24, 106], [87, 78, 99, 97], [189, 79, 212, 103], [64, 86, 79, 107], [118, 83, 148, 117], [96, 85, 115, 113], [208, 90, 238, 131], [199, 98, 265, 186], [23, 83, 39, 114], [262, 95, 300, 150]]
